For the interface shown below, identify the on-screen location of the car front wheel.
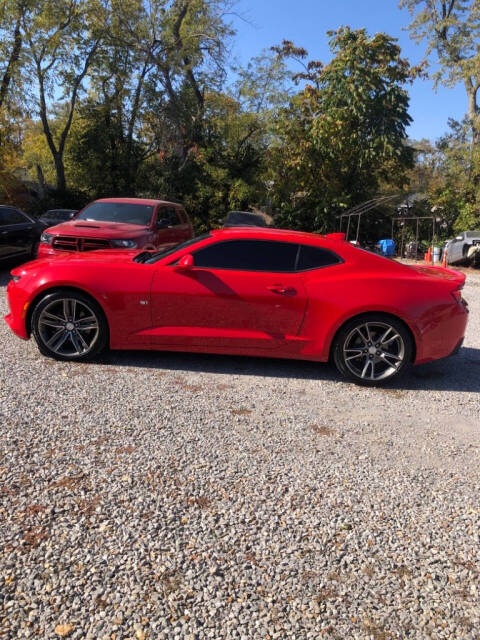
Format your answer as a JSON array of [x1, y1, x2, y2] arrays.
[[31, 291, 108, 361], [332, 314, 412, 386]]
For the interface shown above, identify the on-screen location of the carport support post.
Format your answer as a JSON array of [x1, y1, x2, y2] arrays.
[[416, 218, 419, 259], [346, 215, 351, 241], [356, 213, 361, 243]]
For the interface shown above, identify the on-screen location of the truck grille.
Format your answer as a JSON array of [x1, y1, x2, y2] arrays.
[[52, 237, 111, 251]]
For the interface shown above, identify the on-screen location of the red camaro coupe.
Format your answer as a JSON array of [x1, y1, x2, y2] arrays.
[[5, 227, 468, 385]]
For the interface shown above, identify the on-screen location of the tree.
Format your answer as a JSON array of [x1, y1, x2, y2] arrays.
[[411, 118, 480, 233], [401, 1, 480, 147], [0, 0, 26, 199], [268, 28, 415, 232], [21, 0, 106, 191], [0, 0, 24, 111]]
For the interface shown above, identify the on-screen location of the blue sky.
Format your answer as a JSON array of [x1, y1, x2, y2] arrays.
[[229, 0, 466, 142]]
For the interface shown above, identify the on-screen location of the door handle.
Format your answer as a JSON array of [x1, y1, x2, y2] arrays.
[[1, 231, 8, 235], [267, 285, 297, 297]]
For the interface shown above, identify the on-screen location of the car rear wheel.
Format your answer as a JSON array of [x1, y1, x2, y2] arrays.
[[31, 291, 108, 361], [332, 314, 412, 386]]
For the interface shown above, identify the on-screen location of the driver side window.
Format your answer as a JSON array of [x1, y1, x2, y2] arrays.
[[158, 207, 180, 227], [193, 239, 298, 272]]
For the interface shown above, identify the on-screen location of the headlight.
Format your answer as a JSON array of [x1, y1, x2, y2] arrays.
[[40, 232, 54, 245], [111, 239, 138, 248]]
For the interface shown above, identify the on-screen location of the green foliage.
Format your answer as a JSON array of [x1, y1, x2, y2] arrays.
[[452, 201, 480, 233], [401, 1, 480, 143], [3, 0, 478, 240], [268, 28, 415, 232]]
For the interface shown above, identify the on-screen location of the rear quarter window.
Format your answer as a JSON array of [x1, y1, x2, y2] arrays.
[[296, 245, 342, 271]]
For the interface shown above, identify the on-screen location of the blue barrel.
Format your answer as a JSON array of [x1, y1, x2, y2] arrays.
[[378, 239, 395, 257]]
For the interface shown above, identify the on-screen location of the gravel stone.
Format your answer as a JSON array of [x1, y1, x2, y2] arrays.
[[0, 265, 479, 639]]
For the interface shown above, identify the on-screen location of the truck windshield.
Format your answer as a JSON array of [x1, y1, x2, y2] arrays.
[[77, 202, 154, 226]]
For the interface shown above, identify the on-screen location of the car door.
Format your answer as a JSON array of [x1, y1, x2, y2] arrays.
[[149, 238, 307, 350], [152, 206, 186, 250], [0, 208, 35, 259], [176, 207, 193, 242]]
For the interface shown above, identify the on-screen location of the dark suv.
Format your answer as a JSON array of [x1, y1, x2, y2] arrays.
[[0, 206, 43, 264]]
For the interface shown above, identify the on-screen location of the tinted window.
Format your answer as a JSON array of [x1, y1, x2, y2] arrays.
[[0, 209, 12, 225], [297, 245, 341, 271], [158, 207, 180, 226], [76, 202, 153, 225], [0, 208, 29, 225], [193, 239, 298, 272], [44, 210, 76, 221]]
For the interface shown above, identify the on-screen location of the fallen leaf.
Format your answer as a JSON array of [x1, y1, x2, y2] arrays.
[[54, 623, 74, 637]]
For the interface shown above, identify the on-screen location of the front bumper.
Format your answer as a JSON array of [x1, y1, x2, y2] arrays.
[[4, 281, 30, 340]]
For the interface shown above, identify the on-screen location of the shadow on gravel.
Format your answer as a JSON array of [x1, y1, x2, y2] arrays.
[[99, 346, 480, 393]]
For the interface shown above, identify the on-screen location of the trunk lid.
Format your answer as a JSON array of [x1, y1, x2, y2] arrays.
[[408, 264, 466, 288]]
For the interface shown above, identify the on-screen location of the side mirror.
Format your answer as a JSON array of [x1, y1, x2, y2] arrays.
[[176, 254, 194, 269], [156, 218, 169, 229]]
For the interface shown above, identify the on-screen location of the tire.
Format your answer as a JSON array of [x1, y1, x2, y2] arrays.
[[332, 313, 413, 386], [31, 290, 108, 361]]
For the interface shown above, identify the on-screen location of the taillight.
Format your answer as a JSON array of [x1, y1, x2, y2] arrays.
[[451, 285, 467, 308], [451, 289, 462, 303]]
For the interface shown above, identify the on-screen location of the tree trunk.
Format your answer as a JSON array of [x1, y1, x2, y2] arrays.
[[53, 152, 66, 193], [36, 163, 46, 198], [466, 80, 480, 145], [0, 16, 22, 110]]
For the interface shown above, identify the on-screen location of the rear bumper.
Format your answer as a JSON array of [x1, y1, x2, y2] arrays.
[[449, 337, 464, 357], [414, 300, 468, 365]]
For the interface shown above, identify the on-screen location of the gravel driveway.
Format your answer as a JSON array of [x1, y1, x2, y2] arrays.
[[0, 265, 479, 640]]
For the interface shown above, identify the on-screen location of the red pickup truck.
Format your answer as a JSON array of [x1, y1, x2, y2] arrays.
[[38, 198, 193, 258]]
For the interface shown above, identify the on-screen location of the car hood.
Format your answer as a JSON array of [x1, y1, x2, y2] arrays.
[[11, 250, 143, 276], [44, 220, 150, 238]]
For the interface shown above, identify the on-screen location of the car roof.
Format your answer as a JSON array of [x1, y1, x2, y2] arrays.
[[93, 197, 182, 207], [210, 226, 342, 246]]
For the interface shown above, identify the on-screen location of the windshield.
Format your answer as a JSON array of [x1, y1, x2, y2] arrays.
[[140, 233, 212, 264], [77, 202, 154, 226]]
